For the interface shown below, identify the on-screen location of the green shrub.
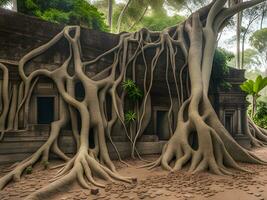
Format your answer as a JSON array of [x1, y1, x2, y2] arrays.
[[122, 79, 143, 102], [252, 101, 267, 129], [42, 161, 50, 169], [16, 0, 108, 31], [212, 48, 234, 88], [125, 111, 137, 125], [25, 166, 33, 174]]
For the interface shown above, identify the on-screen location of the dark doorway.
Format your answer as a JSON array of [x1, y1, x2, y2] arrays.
[[75, 81, 85, 101], [225, 114, 233, 135], [89, 128, 95, 149], [156, 110, 170, 140], [37, 97, 54, 124]]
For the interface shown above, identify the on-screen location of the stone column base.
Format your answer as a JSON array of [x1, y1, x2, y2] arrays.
[[234, 134, 251, 149]]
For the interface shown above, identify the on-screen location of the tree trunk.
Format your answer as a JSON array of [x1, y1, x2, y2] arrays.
[[12, 0, 17, 12], [260, 2, 266, 29], [108, 0, 113, 30], [252, 95, 257, 117], [116, 0, 132, 33], [0, 0, 266, 199], [236, 1, 243, 69]]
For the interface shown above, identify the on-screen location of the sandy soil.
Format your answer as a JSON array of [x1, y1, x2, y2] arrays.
[[0, 148, 267, 200]]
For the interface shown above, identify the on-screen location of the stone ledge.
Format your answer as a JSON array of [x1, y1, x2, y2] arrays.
[[0, 130, 166, 164]]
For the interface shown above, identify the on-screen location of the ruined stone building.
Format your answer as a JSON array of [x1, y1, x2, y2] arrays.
[[0, 8, 250, 164]]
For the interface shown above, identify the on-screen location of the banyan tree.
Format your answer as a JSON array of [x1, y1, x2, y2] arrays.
[[0, 0, 267, 199]]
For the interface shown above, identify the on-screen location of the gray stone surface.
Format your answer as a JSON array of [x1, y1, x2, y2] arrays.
[[0, 8, 251, 164]]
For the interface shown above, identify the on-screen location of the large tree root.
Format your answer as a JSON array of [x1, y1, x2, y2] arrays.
[[24, 147, 132, 200], [0, 25, 135, 199], [246, 117, 267, 147], [0, 0, 266, 198], [144, 97, 266, 175], [142, 4, 267, 174], [0, 98, 69, 190]]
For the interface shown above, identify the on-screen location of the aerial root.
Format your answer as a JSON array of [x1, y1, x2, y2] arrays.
[[137, 143, 169, 170], [51, 141, 71, 161], [55, 151, 134, 185], [2, 2, 267, 199], [23, 149, 134, 200], [137, 156, 162, 170], [50, 163, 67, 170], [144, 112, 258, 176], [0, 139, 62, 190], [0, 128, 69, 190], [247, 117, 267, 147]]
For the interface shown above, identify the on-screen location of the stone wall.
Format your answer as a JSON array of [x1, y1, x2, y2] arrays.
[[0, 8, 169, 164], [0, 8, 118, 62], [0, 129, 166, 164], [0, 8, 251, 164]]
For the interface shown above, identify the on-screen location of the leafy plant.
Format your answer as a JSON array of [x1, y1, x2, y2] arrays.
[[250, 28, 267, 54], [1, 0, 108, 31], [25, 166, 33, 174], [251, 101, 267, 129], [140, 14, 185, 31], [220, 81, 232, 91], [212, 48, 234, 88], [213, 48, 233, 76], [122, 79, 136, 90], [122, 79, 143, 102], [128, 87, 143, 102], [240, 75, 267, 116], [0, 0, 11, 7], [42, 161, 50, 169], [125, 111, 137, 124]]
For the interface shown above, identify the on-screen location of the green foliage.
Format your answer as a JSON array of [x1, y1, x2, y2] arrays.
[[252, 101, 267, 129], [250, 28, 267, 54], [41, 8, 69, 24], [241, 75, 267, 117], [125, 111, 137, 124], [240, 75, 267, 96], [109, 0, 185, 32], [42, 161, 50, 169], [213, 48, 234, 75], [122, 79, 143, 102], [220, 81, 232, 91], [240, 79, 254, 95], [14, 0, 108, 31], [243, 49, 263, 69], [128, 87, 143, 102], [139, 14, 185, 31], [0, 0, 11, 7], [25, 166, 33, 174], [122, 79, 136, 90], [211, 48, 234, 88]]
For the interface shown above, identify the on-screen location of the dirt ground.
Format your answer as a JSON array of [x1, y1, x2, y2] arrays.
[[1, 148, 267, 200]]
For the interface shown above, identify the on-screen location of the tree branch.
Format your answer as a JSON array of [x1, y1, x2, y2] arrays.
[[206, 0, 227, 27], [128, 6, 148, 31], [215, 0, 265, 30]]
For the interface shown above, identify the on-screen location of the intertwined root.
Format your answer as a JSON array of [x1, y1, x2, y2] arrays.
[[142, 98, 266, 175], [0, 117, 69, 190], [1, 0, 266, 199], [0, 133, 133, 200], [247, 117, 267, 147], [0, 144, 67, 191], [23, 148, 133, 200]]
